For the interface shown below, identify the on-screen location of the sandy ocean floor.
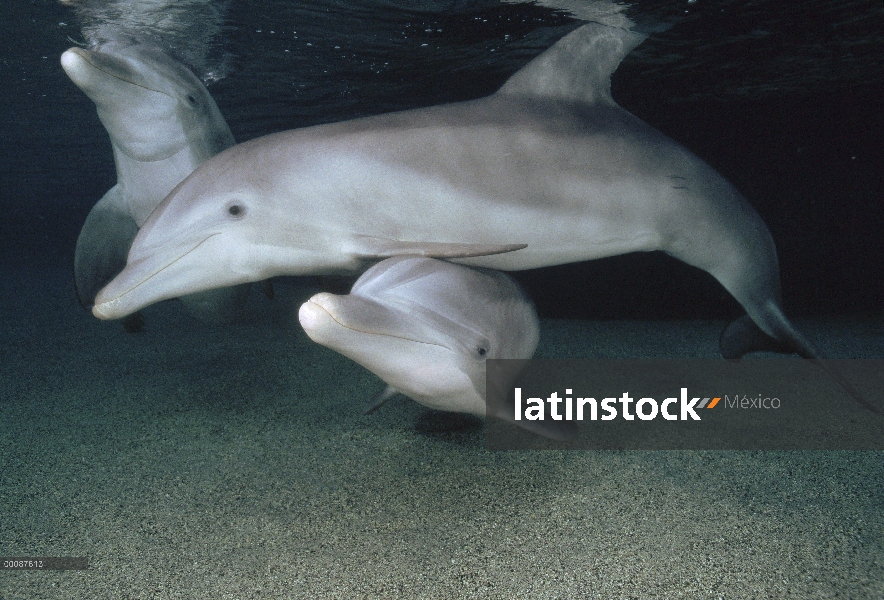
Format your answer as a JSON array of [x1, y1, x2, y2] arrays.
[[1, 264, 883, 599]]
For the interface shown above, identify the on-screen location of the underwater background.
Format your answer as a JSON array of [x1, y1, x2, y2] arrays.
[[2, 1, 883, 597], [3, 0, 884, 318]]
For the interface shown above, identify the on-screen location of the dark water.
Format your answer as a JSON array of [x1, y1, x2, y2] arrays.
[[2, 0, 883, 319]]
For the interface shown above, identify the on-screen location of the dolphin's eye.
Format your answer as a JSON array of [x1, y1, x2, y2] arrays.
[[227, 203, 246, 218], [477, 347, 487, 357], [186, 94, 198, 106]]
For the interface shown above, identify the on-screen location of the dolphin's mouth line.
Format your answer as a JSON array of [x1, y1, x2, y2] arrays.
[[307, 301, 449, 351], [75, 49, 172, 98], [98, 234, 220, 306]]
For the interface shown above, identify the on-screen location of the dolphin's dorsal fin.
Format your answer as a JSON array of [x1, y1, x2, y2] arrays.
[[497, 22, 646, 106]]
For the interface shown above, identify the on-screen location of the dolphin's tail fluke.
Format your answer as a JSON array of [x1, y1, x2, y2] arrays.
[[720, 311, 816, 360], [720, 309, 880, 413]]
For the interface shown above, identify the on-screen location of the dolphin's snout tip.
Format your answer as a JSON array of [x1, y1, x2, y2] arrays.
[[299, 294, 338, 329], [60, 47, 86, 70], [61, 47, 95, 88], [60, 49, 76, 72], [297, 301, 324, 331], [92, 300, 116, 320], [299, 294, 343, 341], [92, 293, 130, 320]]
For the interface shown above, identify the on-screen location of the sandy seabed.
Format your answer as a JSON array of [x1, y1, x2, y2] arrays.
[[1, 264, 882, 599]]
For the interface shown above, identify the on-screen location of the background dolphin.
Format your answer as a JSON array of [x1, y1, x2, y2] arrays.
[[89, 23, 871, 409], [298, 256, 572, 440], [62, 40, 250, 323]]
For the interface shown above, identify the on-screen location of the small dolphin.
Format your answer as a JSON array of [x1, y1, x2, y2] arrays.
[[298, 256, 571, 439], [62, 40, 249, 322], [89, 24, 874, 410]]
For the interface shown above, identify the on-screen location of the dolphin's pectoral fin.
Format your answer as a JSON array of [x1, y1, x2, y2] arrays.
[[179, 284, 252, 324], [260, 279, 275, 299], [363, 385, 400, 415], [488, 405, 579, 442], [347, 236, 527, 260], [719, 315, 796, 359], [74, 187, 139, 308]]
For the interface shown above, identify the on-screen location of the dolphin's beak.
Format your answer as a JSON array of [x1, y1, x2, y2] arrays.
[[60, 48, 92, 83], [61, 47, 144, 100], [62, 45, 164, 96], [298, 295, 345, 344], [299, 293, 443, 347], [299, 293, 391, 342], [92, 235, 217, 320], [298, 293, 407, 358], [91, 255, 181, 320]]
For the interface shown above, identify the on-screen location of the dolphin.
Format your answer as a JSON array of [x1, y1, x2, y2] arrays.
[[62, 40, 250, 322], [90, 24, 876, 410], [298, 256, 573, 439]]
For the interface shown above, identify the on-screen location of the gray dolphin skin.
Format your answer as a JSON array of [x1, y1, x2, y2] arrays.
[[62, 40, 249, 322], [299, 256, 572, 439], [89, 24, 874, 409]]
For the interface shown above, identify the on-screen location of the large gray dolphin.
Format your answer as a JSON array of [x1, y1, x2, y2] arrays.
[[62, 40, 249, 322], [298, 256, 572, 439], [90, 24, 874, 409]]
